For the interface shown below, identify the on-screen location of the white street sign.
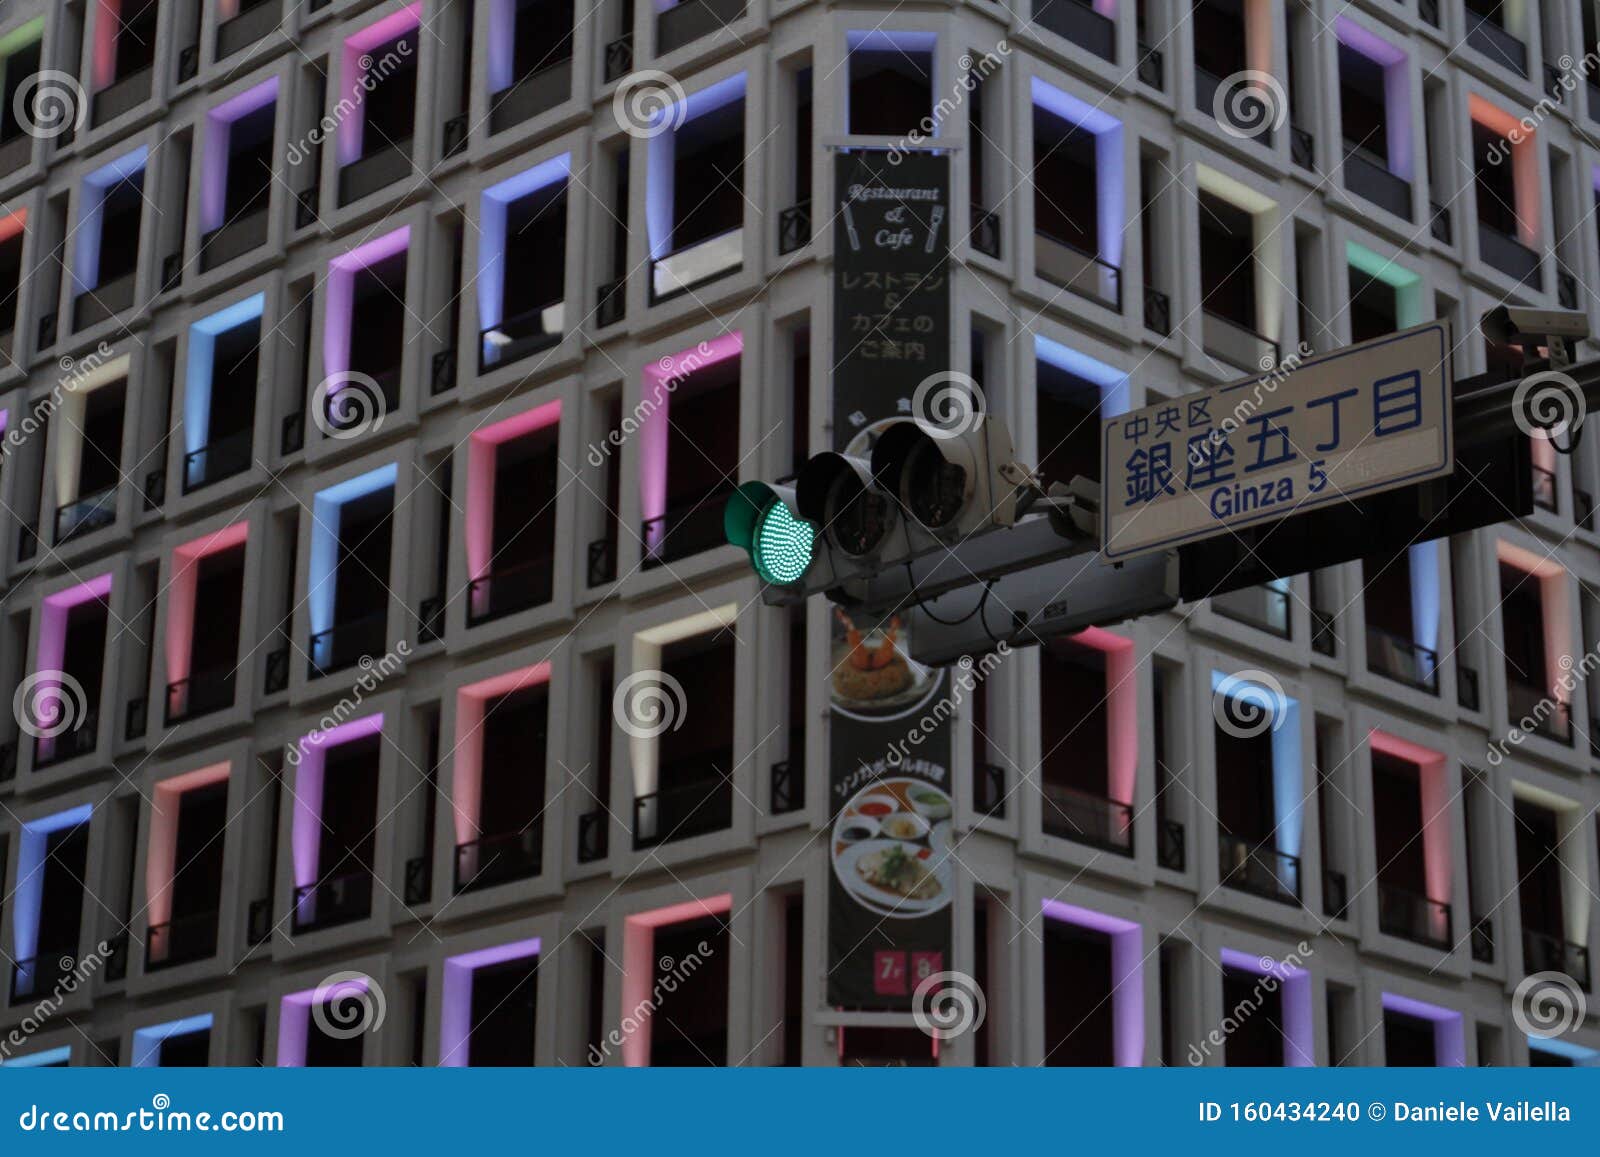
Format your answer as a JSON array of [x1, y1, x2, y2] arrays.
[[1101, 321, 1454, 561]]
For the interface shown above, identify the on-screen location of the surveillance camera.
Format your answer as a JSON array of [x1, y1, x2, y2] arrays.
[[1482, 305, 1590, 348]]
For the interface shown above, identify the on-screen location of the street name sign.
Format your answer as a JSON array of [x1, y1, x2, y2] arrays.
[[1101, 321, 1453, 561]]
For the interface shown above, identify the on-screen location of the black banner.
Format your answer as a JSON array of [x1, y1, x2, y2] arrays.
[[826, 151, 954, 1009]]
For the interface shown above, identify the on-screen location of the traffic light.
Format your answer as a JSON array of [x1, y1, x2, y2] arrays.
[[725, 417, 1025, 606], [723, 482, 817, 586]]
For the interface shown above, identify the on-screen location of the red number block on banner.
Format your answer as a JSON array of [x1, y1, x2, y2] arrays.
[[873, 950, 908, 995]]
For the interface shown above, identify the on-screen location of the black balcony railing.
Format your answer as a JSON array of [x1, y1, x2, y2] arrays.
[[577, 809, 608, 863], [975, 762, 1006, 818], [1429, 200, 1452, 244], [479, 297, 565, 371], [1466, 16, 1528, 76], [1032, 0, 1115, 61], [124, 696, 147, 741], [291, 870, 374, 933], [165, 668, 237, 725], [1478, 221, 1543, 288], [1323, 868, 1349, 920], [771, 752, 804, 814], [404, 854, 432, 905], [466, 556, 555, 626], [1035, 228, 1121, 311], [604, 34, 634, 83], [321, 367, 399, 435], [1158, 818, 1186, 871], [1343, 145, 1411, 219], [74, 272, 137, 330], [587, 537, 618, 585], [92, 64, 153, 125], [1377, 882, 1452, 949], [1311, 608, 1337, 656], [418, 596, 444, 644], [455, 827, 543, 892], [295, 187, 318, 229], [54, 486, 118, 543], [633, 772, 734, 849], [1195, 64, 1274, 146], [162, 252, 183, 293], [143, 464, 166, 510], [440, 113, 468, 160], [37, 310, 56, 350], [246, 897, 273, 946], [199, 204, 270, 271], [264, 647, 289, 695], [338, 140, 414, 206], [1211, 584, 1290, 637], [596, 279, 626, 328], [104, 931, 129, 982], [970, 206, 1000, 259], [1531, 464, 1557, 512], [1136, 42, 1163, 90], [1418, 0, 1439, 26], [217, 0, 281, 57], [1218, 833, 1301, 904], [1042, 783, 1133, 855], [1577, 488, 1594, 531], [308, 611, 389, 678], [1290, 125, 1314, 170], [1523, 928, 1591, 990], [779, 201, 811, 255], [145, 909, 220, 971], [10, 951, 75, 1006], [1470, 914, 1495, 964], [489, 58, 574, 134], [0, 740, 15, 782], [657, 0, 746, 55], [1558, 265, 1579, 311], [1365, 625, 1439, 694], [649, 225, 743, 303], [1143, 286, 1171, 336], [1457, 664, 1481, 712], [641, 483, 736, 568], [281, 410, 305, 455], [183, 428, 253, 493], [1507, 679, 1572, 744], [33, 708, 99, 769], [431, 348, 456, 394]]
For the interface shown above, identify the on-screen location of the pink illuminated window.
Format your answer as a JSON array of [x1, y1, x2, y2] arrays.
[[145, 763, 229, 970], [1039, 629, 1135, 853], [164, 524, 247, 724], [1370, 731, 1452, 949], [451, 664, 550, 891], [619, 894, 732, 1066], [464, 402, 560, 623]]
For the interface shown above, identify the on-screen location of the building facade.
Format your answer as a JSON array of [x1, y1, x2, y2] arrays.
[[0, 0, 1598, 1067]]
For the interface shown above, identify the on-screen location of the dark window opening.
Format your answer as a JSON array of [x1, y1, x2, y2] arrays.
[[465, 954, 539, 1065], [1043, 917, 1114, 1065], [1035, 358, 1101, 485], [649, 915, 730, 1065], [847, 47, 932, 137]]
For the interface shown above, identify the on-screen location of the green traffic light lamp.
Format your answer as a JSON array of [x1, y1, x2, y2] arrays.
[[724, 482, 816, 585]]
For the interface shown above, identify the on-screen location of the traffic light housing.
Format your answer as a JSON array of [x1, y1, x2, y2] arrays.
[[726, 417, 1025, 606]]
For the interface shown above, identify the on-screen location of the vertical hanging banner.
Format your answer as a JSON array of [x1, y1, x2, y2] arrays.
[[826, 150, 954, 1009]]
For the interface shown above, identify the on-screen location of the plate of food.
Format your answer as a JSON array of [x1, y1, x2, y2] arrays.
[[837, 840, 950, 915], [830, 610, 936, 719]]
